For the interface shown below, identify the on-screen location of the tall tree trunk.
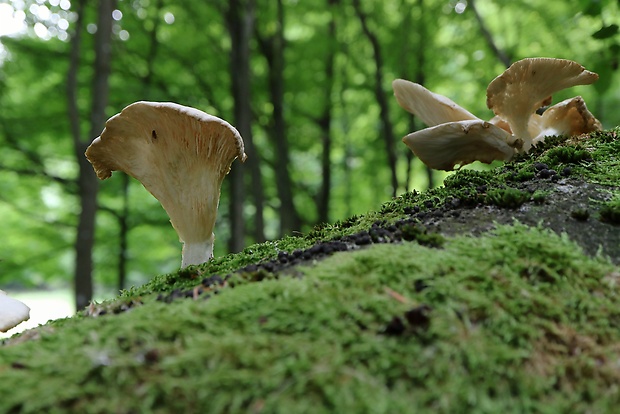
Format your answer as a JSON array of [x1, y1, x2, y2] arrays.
[[317, 0, 338, 224], [67, 0, 115, 310], [415, 0, 433, 190], [117, 174, 129, 292], [257, 0, 301, 236], [226, 0, 265, 250], [115, 0, 164, 291], [352, 0, 399, 198]]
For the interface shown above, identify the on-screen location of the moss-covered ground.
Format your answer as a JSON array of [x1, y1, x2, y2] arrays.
[[1, 130, 619, 413]]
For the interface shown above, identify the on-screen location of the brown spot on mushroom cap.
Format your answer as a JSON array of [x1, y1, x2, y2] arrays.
[[402, 120, 517, 171], [392, 79, 478, 127], [486, 58, 598, 151], [85, 101, 246, 249]]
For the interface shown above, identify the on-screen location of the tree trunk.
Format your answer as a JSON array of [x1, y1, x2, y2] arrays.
[[114, 0, 163, 291], [117, 174, 129, 292], [405, 0, 435, 190], [226, 0, 265, 250], [353, 0, 399, 198], [257, 0, 301, 236], [67, 0, 115, 310], [317, 0, 338, 224]]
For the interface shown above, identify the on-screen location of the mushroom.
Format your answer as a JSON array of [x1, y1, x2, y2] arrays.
[[392, 79, 519, 170], [392, 79, 478, 127], [0, 290, 30, 333], [486, 58, 599, 152], [85, 101, 247, 268], [489, 96, 602, 145], [402, 120, 517, 171], [394, 58, 601, 171], [531, 96, 602, 144]]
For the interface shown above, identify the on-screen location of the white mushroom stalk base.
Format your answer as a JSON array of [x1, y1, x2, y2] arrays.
[[181, 237, 215, 268], [0, 290, 31, 333]]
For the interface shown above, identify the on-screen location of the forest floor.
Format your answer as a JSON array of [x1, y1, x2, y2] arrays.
[[1, 130, 619, 413]]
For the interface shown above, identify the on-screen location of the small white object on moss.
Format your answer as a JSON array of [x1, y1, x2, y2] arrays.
[[0, 290, 30, 333]]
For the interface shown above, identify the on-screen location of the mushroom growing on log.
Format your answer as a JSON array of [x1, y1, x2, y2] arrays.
[[86, 101, 246, 267], [393, 58, 602, 170]]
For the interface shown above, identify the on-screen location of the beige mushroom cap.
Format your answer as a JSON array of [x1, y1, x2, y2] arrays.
[[0, 290, 30, 333], [85, 101, 246, 266], [402, 120, 517, 171], [486, 58, 599, 151], [533, 96, 602, 143], [392, 79, 479, 127]]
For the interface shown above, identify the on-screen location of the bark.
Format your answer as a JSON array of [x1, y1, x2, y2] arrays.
[[469, 0, 511, 68], [317, 0, 338, 224], [67, 0, 115, 310], [117, 174, 129, 292], [226, 0, 265, 250], [114, 0, 163, 291], [352, 0, 399, 198], [257, 0, 301, 236], [415, 0, 434, 189]]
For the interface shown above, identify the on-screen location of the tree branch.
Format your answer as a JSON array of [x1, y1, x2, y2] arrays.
[[469, 0, 511, 68]]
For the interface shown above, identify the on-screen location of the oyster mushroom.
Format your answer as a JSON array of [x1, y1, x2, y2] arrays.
[[392, 79, 478, 126], [486, 58, 599, 152], [402, 120, 517, 171], [531, 96, 602, 144], [392, 79, 519, 170], [0, 290, 30, 333], [394, 58, 601, 171], [85, 101, 247, 268]]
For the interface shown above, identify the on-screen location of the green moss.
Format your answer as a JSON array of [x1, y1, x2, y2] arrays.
[[532, 190, 549, 204], [400, 223, 445, 247], [571, 208, 590, 221], [486, 188, 531, 209], [443, 169, 493, 190], [1, 224, 619, 413], [542, 145, 592, 166], [598, 194, 620, 224]]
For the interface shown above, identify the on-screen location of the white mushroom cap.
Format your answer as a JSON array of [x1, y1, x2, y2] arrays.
[[486, 58, 599, 152], [392, 79, 479, 127], [85, 101, 247, 267], [402, 120, 517, 171], [0, 290, 30, 333]]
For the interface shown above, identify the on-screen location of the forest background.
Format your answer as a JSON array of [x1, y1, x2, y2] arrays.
[[0, 0, 618, 311]]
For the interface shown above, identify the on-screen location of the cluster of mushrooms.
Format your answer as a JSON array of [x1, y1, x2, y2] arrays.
[[393, 57, 602, 170], [0, 58, 604, 333]]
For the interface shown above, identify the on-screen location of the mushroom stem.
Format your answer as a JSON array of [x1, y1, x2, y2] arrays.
[[181, 235, 215, 268]]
